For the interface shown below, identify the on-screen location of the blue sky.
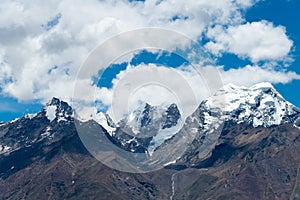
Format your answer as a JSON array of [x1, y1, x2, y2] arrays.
[[245, 0, 300, 108], [0, 0, 299, 121], [97, 50, 187, 88]]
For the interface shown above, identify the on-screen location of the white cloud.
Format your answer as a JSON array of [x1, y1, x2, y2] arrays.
[[235, 0, 258, 9], [0, 0, 257, 104], [1, 0, 299, 122], [220, 65, 300, 86], [97, 64, 200, 121], [205, 21, 293, 62], [91, 63, 226, 122]]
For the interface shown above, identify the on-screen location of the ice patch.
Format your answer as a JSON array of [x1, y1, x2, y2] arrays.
[[163, 159, 177, 166], [94, 112, 116, 136], [10, 118, 20, 123], [45, 105, 57, 122], [294, 124, 300, 129], [41, 126, 52, 139], [126, 137, 137, 144], [253, 117, 263, 127], [57, 117, 67, 122], [25, 113, 37, 120], [0, 145, 11, 155], [148, 119, 183, 155]]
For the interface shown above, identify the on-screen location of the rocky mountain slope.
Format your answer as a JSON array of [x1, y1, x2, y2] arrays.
[[0, 83, 299, 199]]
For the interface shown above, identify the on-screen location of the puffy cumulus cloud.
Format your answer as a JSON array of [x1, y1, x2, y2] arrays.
[[235, 0, 258, 9], [90, 63, 225, 121], [0, 0, 258, 103], [220, 65, 300, 86], [95, 64, 197, 121], [205, 21, 293, 63], [1, 0, 299, 121]]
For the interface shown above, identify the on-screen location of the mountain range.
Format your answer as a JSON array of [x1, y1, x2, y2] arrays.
[[0, 82, 299, 199]]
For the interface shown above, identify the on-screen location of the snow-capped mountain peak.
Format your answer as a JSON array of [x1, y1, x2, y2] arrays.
[[44, 97, 73, 122], [119, 102, 182, 137], [204, 82, 299, 127], [99, 102, 184, 155]]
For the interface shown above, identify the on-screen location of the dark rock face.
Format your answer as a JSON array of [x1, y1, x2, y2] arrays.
[[107, 127, 153, 153], [0, 98, 76, 179], [140, 103, 152, 127], [162, 103, 181, 129]]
